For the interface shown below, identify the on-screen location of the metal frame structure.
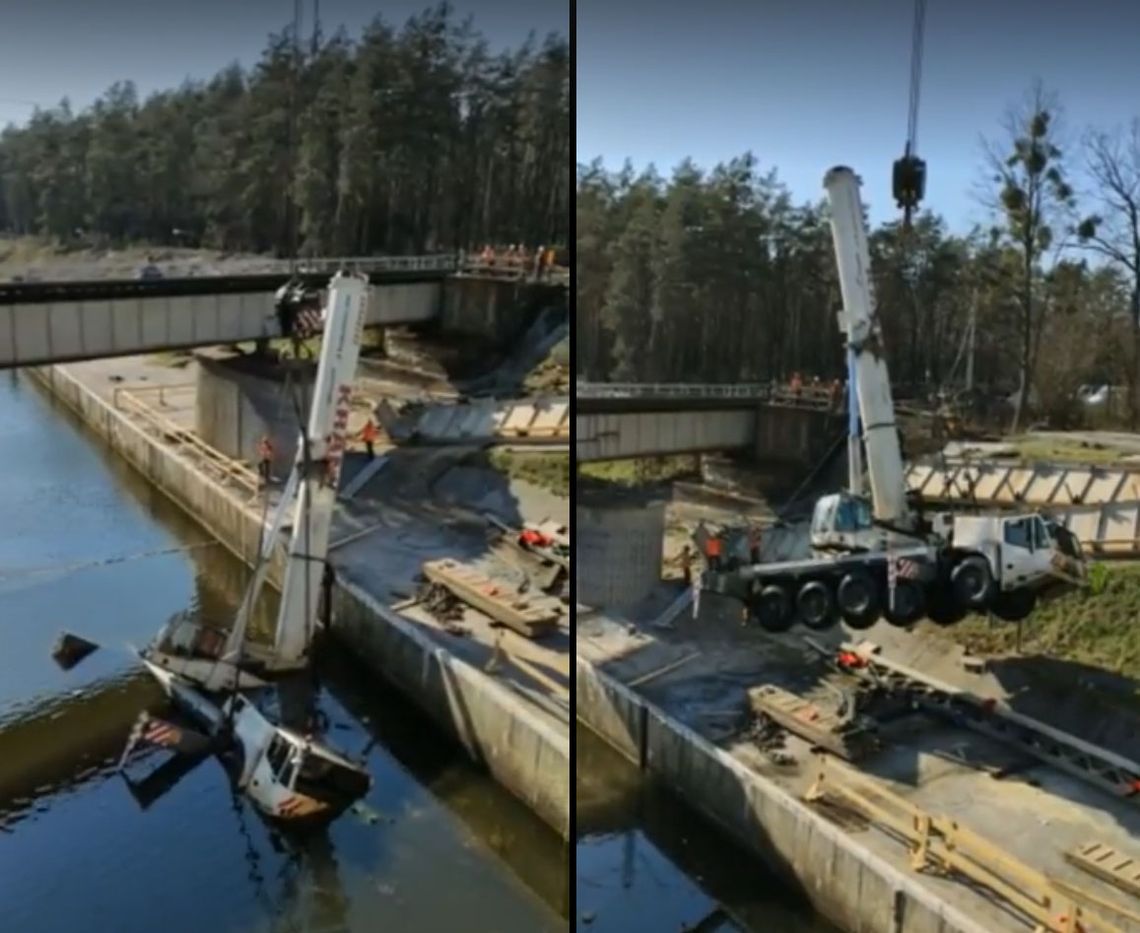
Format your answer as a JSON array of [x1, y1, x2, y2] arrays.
[[836, 643, 1140, 802]]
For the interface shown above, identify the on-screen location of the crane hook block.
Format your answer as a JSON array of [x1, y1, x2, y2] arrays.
[[892, 155, 926, 211]]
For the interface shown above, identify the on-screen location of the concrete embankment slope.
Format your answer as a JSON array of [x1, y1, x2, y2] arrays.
[[576, 653, 991, 933], [27, 363, 570, 839]]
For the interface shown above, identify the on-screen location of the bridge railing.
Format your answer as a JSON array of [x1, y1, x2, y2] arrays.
[[293, 254, 460, 274], [455, 258, 570, 286], [575, 381, 939, 416], [576, 382, 840, 408], [577, 382, 770, 399]]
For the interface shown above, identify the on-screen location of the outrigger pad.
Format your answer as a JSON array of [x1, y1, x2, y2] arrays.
[[50, 632, 100, 671]]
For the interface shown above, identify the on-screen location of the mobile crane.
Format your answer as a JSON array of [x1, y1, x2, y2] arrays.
[[127, 271, 373, 822], [699, 167, 1087, 634]]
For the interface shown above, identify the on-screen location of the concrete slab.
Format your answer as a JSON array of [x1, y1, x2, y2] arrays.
[[579, 600, 1140, 931]]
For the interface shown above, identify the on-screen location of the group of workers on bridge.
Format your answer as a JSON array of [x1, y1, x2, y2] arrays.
[[254, 417, 382, 488], [472, 244, 560, 281], [786, 372, 846, 412]]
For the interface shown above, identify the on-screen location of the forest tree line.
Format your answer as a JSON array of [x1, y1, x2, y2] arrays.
[[577, 83, 1140, 429], [0, 3, 569, 258]]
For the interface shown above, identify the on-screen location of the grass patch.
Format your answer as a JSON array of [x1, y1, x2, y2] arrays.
[[523, 336, 570, 394], [488, 449, 569, 497], [578, 455, 699, 486], [1011, 437, 1129, 466], [151, 349, 194, 368], [949, 561, 1140, 681]]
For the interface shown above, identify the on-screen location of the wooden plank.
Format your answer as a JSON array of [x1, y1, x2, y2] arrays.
[[1066, 841, 1140, 899], [807, 759, 1123, 933], [747, 685, 877, 761], [422, 558, 559, 638]]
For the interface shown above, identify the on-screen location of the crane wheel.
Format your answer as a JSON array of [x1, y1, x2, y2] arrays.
[[750, 585, 794, 633], [883, 579, 925, 627], [927, 587, 968, 627], [796, 580, 837, 630], [951, 556, 994, 610], [991, 589, 1037, 622], [836, 571, 880, 630]]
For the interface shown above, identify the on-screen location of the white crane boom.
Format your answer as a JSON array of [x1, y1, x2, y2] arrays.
[[823, 166, 912, 528], [274, 272, 369, 663]]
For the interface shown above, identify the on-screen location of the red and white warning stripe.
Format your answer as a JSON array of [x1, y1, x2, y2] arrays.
[[294, 307, 325, 338], [893, 557, 922, 579]]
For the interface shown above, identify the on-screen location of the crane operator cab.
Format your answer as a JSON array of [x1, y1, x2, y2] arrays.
[[809, 492, 922, 553]]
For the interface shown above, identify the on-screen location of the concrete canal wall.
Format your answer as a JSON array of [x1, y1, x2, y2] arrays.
[[28, 364, 570, 840], [576, 656, 991, 933]]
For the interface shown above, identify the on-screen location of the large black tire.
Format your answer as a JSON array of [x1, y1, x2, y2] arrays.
[[796, 580, 837, 630], [927, 586, 968, 627], [991, 589, 1037, 622], [951, 556, 994, 610], [883, 578, 925, 627], [836, 570, 880, 630], [751, 584, 794, 633]]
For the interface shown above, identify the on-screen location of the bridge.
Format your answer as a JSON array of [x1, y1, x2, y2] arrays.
[[0, 254, 569, 370], [575, 382, 843, 463]]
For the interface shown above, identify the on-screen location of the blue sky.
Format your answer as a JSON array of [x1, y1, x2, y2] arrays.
[[0, 0, 567, 127], [577, 0, 1140, 231]]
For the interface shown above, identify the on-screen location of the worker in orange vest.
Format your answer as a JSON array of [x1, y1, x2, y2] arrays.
[[257, 434, 274, 486], [359, 419, 380, 460], [790, 371, 803, 397], [704, 532, 722, 571]]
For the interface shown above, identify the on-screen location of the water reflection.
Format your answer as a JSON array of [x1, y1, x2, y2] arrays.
[[576, 724, 839, 933]]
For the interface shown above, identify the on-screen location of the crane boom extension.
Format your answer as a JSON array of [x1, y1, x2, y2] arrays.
[[275, 273, 369, 663], [140, 271, 370, 690], [824, 167, 911, 528]]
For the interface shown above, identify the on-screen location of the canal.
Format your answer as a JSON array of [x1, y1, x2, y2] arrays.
[[0, 372, 568, 932], [576, 723, 839, 932]]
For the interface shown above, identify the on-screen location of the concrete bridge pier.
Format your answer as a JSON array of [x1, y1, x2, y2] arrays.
[[194, 347, 315, 477]]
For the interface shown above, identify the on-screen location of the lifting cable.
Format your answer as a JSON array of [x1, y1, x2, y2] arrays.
[[0, 541, 219, 581], [892, 0, 927, 230]]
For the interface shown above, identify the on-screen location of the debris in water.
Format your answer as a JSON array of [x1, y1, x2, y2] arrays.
[[51, 631, 99, 670]]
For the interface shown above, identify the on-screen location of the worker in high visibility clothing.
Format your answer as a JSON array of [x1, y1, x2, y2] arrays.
[[704, 532, 722, 571], [256, 434, 274, 486], [359, 419, 380, 460]]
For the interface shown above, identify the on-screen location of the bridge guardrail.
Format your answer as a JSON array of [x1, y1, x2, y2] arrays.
[[455, 259, 569, 286], [576, 382, 840, 409], [293, 254, 459, 274], [575, 381, 936, 416], [577, 382, 772, 399]]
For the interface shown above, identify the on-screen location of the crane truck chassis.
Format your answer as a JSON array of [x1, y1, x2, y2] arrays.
[[701, 512, 1086, 634], [697, 165, 1088, 633]]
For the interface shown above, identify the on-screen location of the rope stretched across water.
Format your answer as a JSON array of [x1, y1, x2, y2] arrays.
[[0, 541, 219, 579]]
